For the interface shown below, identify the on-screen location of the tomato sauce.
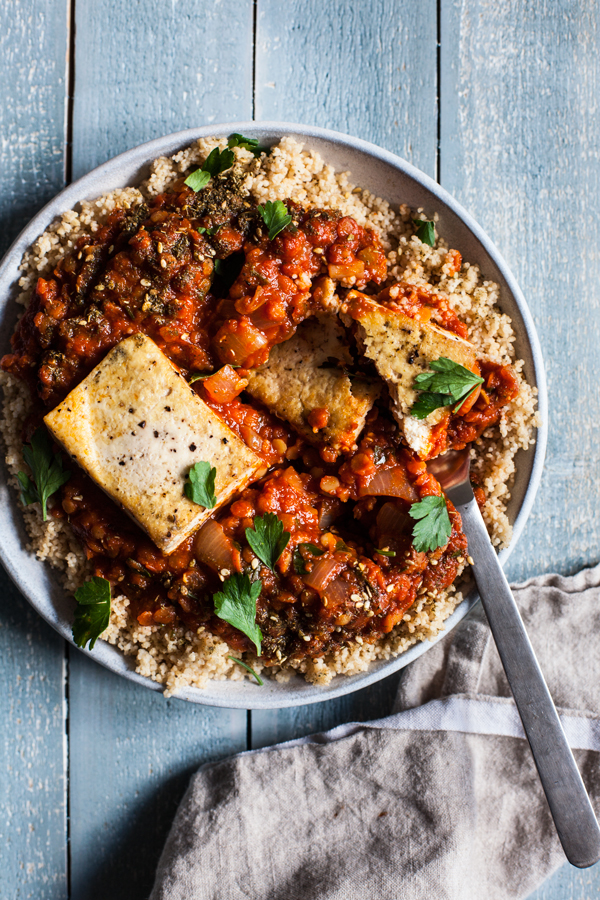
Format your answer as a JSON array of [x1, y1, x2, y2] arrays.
[[1, 171, 511, 664]]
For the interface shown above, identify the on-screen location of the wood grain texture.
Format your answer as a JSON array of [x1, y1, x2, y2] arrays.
[[67, 4, 254, 897], [0, 572, 67, 900], [68, 655, 247, 900], [256, 0, 438, 177], [71, 0, 254, 179], [0, 0, 68, 256], [440, 0, 600, 585], [0, 2, 69, 897], [440, 1, 600, 895]]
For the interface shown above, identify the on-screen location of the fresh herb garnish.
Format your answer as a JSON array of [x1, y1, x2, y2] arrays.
[[72, 576, 111, 650], [257, 200, 292, 241], [245, 513, 290, 571], [375, 548, 396, 558], [184, 461, 217, 508], [409, 495, 452, 552], [412, 218, 436, 246], [17, 427, 70, 521], [214, 573, 262, 655], [184, 146, 235, 192], [227, 133, 265, 157], [184, 169, 211, 192], [188, 372, 212, 383], [202, 146, 235, 177], [411, 357, 484, 420], [227, 655, 264, 685]]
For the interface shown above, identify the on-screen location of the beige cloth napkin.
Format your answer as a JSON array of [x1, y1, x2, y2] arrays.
[[150, 565, 600, 900]]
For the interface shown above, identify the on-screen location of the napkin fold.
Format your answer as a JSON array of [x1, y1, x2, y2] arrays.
[[150, 565, 600, 900]]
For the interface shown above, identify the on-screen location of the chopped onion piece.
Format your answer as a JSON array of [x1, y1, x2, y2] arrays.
[[324, 576, 353, 607], [376, 501, 412, 536], [359, 466, 419, 503], [194, 520, 237, 572], [203, 365, 248, 404], [303, 555, 344, 594]]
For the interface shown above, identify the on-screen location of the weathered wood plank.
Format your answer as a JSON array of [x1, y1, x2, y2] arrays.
[[0, 0, 68, 256], [440, 0, 600, 586], [0, 2, 69, 897], [252, 0, 438, 747], [71, 0, 255, 179], [441, 2, 600, 896], [256, 0, 439, 177], [0, 572, 67, 900], [68, 655, 247, 900], [67, 3, 254, 897]]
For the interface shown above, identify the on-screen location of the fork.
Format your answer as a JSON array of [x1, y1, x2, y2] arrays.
[[427, 447, 600, 868]]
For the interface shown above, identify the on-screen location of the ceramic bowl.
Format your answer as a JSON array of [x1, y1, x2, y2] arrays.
[[0, 123, 547, 708]]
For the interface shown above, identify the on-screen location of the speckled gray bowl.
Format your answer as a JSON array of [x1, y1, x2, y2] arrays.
[[0, 123, 547, 709]]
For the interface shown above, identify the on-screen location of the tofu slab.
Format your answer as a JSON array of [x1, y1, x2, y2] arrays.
[[246, 316, 380, 454], [44, 334, 263, 553], [342, 292, 477, 458]]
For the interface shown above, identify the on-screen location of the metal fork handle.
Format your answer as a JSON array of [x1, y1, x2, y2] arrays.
[[458, 496, 600, 868]]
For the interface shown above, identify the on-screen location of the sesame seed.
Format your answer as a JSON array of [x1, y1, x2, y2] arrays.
[[350, 593, 361, 602], [467, 556, 474, 565], [220, 568, 230, 578], [157, 242, 163, 253], [160, 258, 167, 268], [430, 559, 438, 566], [303, 635, 311, 642], [251, 558, 259, 570], [140, 278, 151, 287], [356, 636, 363, 645], [386, 584, 394, 593]]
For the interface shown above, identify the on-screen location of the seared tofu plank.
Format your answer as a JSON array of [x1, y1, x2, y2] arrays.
[[246, 316, 380, 455], [342, 291, 478, 458], [44, 334, 263, 553]]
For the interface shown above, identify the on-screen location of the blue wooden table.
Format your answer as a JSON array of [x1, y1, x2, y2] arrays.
[[1, 2, 599, 897]]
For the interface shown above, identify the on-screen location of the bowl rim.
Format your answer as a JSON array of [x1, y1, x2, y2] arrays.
[[0, 121, 548, 709]]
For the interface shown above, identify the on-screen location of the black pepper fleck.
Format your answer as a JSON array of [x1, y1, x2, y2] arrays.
[[129, 408, 134, 414], [154, 431, 159, 438], [222, 438, 228, 444], [189, 443, 197, 451], [119, 461, 125, 466], [164, 406, 171, 411], [138, 421, 146, 428]]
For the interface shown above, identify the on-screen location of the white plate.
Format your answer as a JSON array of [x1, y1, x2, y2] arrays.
[[0, 123, 547, 709]]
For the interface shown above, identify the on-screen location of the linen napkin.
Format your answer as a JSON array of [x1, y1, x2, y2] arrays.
[[150, 564, 600, 900]]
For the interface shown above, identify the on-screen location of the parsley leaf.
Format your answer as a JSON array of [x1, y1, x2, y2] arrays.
[[227, 133, 265, 157], [257, 200, 292, 240], [409, 495, 452, 552], [202, 146, 235, 177], [188, 371, 212, 383], [72, 576, 111, 650], [245, 513, 290, 571], [185, 461, 217, 508], [184, 146, 235, 192], [214, 573, 262, 655], [292, 542, 325, 575], [411, 357, 484, 420], [413, 218, 436, 246], [184, 169, 211, 192], [227, 655, 264, 685], [17, 427, 70, 521]]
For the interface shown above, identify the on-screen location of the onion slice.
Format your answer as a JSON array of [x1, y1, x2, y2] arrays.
[[358, 466, 419, 503], [195, 520, 237, 572], [302, 555, 344, 594]]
